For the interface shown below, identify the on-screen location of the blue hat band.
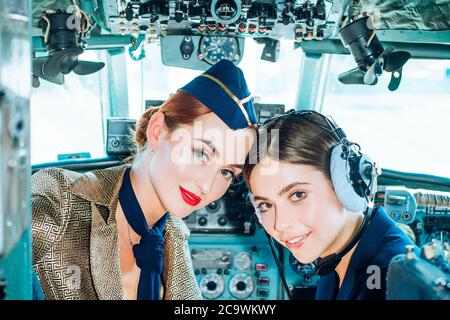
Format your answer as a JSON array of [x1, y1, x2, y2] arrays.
[[199, 73, 253, 127]]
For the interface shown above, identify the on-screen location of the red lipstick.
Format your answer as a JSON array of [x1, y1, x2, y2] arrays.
[[179, 186, 201, 206]]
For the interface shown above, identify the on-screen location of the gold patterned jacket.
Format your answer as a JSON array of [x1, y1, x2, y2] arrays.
[[31, 164, 202, 300]]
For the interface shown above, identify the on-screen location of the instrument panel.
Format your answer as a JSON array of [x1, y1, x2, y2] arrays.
[[188, 236, 280, 300], [100, 0, 334, 69], [182, 177, 255, 234], [381, 186, 450, 247], [104, 0, 333, 42]]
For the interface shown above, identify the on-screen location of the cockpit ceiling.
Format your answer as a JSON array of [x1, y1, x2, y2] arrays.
[[32, 0, 450, 32], [364, 0, 450, 31], [32, 0, 72, 27]]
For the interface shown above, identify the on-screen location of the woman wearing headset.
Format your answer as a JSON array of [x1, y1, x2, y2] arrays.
[[31, 60, 257, 300], [244, 110, 415, 300]]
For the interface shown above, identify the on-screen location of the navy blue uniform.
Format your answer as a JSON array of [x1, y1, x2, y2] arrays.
[[315, 206, 416, 300]]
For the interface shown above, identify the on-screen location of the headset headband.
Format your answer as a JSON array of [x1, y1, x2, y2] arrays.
[[261, 109, 351, 146]]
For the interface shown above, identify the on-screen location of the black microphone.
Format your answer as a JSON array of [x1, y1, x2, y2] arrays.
[[314, 206, 374, 276]]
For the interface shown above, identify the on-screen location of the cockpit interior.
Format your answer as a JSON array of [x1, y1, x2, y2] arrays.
[[0, 0, 449, 301]]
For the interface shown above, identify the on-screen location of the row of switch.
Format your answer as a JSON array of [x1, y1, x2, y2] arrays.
[[194, 267, 269, 277], [195, 268, 231, 275], [255, 263, 269, 298]]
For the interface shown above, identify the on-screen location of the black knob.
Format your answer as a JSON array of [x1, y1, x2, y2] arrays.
[[198, 217, 208, 226], [218, 217, 227, 226], [194, 269, 200, 275], [201, 268, 207, 275], [206, 201, 220, 213], [236, 281, 246, 291], [175, 12, 183, 23], [282, 13, 290, 25], [125, 4, 134, 21], [111, 139, 120, 147], [207, 281, 217, 291], [224, 269, 230, 275], [217, 269, 222, 275]]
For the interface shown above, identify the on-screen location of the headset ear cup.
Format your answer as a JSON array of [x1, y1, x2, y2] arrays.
[[358, 153, 377, 197], [330, 144, 368, 212]]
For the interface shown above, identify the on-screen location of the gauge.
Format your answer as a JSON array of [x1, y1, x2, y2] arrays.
[[388, 210, 402, 222], [289, 253, 315, 279], [426, 230, 450, 245], [198, 36, 240, 65], [235, 251, 252, 271], [229, 273, 254, 299], [199, 274, 225, 299], [211, 0, 241, 25]]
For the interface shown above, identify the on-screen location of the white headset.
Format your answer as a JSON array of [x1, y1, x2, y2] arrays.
[[248, 110, 379, 223]]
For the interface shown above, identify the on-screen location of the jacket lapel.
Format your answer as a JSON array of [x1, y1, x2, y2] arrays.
[[89, 203, 124, 299], [162, 215, 202, 300], [70, 164, 129, 300]]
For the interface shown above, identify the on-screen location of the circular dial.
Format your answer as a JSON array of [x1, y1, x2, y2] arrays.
[[235, 251, 252, 271], [199, 36, 240, 65], [211, 0, 241, 25], [229, 273, 254, 299], [426, 230, 450, 245], [389, 210, 401, 222], [199, 274, 225, 299], [289, 253, 316, 279]]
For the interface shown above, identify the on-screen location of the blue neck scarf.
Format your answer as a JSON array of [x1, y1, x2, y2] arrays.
[[118, 167, 168, 300]]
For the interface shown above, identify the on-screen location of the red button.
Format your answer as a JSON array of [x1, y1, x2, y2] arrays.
[[258, 277, 270, 285], [255, 264, 267, 271]]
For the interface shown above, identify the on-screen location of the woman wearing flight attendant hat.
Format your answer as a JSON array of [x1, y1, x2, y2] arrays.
[[31, 60, 257, 300]]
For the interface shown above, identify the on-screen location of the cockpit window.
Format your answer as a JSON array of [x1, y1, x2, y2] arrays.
[[30, 50, 107, 164], [321, 55, 450, 178], [126, 38, 303, 119]]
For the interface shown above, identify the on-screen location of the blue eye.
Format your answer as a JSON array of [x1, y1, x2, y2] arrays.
[[193, 148, 209, 162], [220, 169, 235, 180], [290, 191, 306, 202]]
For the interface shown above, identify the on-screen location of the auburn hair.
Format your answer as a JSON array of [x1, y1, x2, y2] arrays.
[[128, 90, 211, 161]]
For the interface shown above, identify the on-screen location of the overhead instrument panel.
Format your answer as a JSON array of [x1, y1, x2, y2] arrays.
[[97, 0, 334, 69], [104, 0, 332, 41]]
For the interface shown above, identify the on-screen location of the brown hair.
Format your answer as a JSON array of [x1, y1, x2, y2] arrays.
[[243, 112, 338, 190], [128, 90, 211, 161]]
